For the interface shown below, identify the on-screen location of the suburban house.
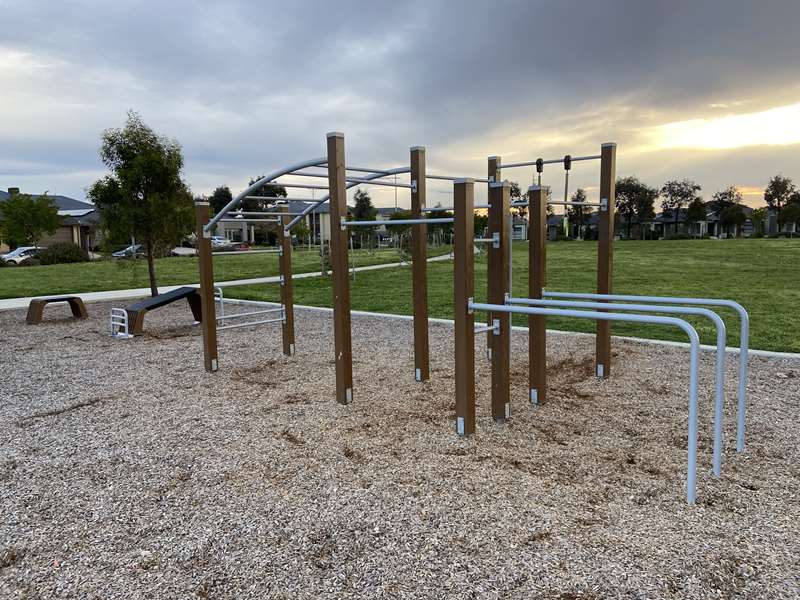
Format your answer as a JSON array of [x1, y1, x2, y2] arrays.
[[648, 202, 755, 238], [0, 187, 101, 252]]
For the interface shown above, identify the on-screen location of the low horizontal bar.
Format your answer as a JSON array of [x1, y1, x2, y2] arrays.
[[427, 174, 491, 183], [342, 217, 454, 227], [226, 211, 305, 217], [217, 317, 284, 331], [291, 171, 413, 189], [547, 201, 602, 207], [474, 238, 494, 243], [216, 307, 284, 321], [217, 218, 279, 223], [473, 324, 498, 334], [249, 182, 329, 190], [212, 249, 280, 256], [241, 197, 311, 202], [421, 204, 490, 212]]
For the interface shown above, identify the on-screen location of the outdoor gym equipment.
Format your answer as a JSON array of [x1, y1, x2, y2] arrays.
[[110, 286, 201, 338]]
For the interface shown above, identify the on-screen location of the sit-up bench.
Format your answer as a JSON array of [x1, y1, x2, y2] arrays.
[[26, 296, 88, 324], [124, 286, 202, 335]]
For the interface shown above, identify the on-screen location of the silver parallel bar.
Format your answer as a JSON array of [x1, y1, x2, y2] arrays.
[[217, 317, 284, 331], [427, 174, 491, 183], [422, 204, 490, 212], [342, 217, 454, 227], [216, 307, 284, 321], [290, 171, 413, 189], [217, 218, 279, 223], [240, 197, 313, 203]]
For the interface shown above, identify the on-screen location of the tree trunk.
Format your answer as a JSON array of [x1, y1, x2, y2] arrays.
[[146, 242, 159, 297], [626, 216, 631, 239]]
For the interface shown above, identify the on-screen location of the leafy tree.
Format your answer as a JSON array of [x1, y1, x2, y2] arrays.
[[474, 213, 488, 237], [685, 198, 707, 236], [292, 218, 311, 246], [567, 189, 591, 239], [750, 207, 768, 235], [660, 179, 701, 235], [509, 181, 526, 219], [385, 209, 413, 236], [0, 192, 59, 248], [764, 175, 795, 215], [88, 111, 194, 296], [209, 186, 233, 215], [778, 200, 800, 232], [712, 186, 745, 237], [352, 189, 376, 221], [615, 176, 658, 239], [245, 176, 287, 212]]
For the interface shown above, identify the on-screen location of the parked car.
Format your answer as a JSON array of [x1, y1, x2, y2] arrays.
[[1, 246, 43, 265], [111, 244, 145, 258], [210, 236, 230, 248], [231, 242, 251, 251]]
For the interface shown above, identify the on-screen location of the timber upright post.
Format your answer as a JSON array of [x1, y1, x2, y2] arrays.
[[486, 156, 501, 360], [528, 186, 547, 404], [410, 146, 430, 382], [488, 180, 511, 422], [453, 179, 476, 436], [326, 132, 354, 404], [278, 207, 295, 356], [195, 201, 218, 372], [595, 143, 617, 378]]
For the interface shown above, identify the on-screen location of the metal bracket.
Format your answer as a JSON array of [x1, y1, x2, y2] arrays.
[[345, 387, 353, 404], [596, 364, 605, 378], [211, 358, 218, 372], [492, 232, 500, 249], [530, 388, 538, 405], [600, 197, 608, 212], [456, 416, 465, 436], [492, 318, 500, 335], [415, 367, 422, 382], [467, 297, 474, 315], [340, 216, 346, 231], [411, 180, 418, 193], [505, 402, 511, 419]]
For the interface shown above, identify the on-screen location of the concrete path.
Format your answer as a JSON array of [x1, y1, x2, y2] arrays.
[[0, 253, 453, 311]]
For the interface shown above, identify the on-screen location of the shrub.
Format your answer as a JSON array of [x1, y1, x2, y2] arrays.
[[19, 257, 41, 267], [665, 233, 691, 240], [38, 242, 89, 265]]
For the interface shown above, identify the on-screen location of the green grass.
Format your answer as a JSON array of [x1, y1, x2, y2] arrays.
[[0, 246, 451, 299], [225, 239, 800, 353]]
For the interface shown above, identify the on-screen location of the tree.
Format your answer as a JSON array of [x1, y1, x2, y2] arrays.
[[712, 186, 745, 237], [660, 179, 701, 235], [88, 111, 194, 297], [292, 218, 311, 247], [509, 181, 526, 219], [778, 199, 800, 233], [567, 189, 591, 239], [764, 175, 795, 215], [352, 189, 376, 221], [0, 192, 59, 248], [750, 207, 767, 235], [245, 177, 287, 212], [685, 198, 707, 237], [615, 176, 658, 239], [209, 186, 233, 215]]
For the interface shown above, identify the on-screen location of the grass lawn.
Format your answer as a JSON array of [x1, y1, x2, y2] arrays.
[[0, 246, 449, 299], [225, 239, 800, 353]]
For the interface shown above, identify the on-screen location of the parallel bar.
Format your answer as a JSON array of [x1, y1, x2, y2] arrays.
[[427, 174, 491, 183], [240, 197, 314, 203], [547, 201, 602, 207], [342, 218, 454, 227], [508, 295, 727, 477], [488, 181, 511, 422], [278, 207, 295, 356], [327, 132, 354, 405], [453, 179, 476, 436], [217, 317, 284, 331], [468, 300, 700, 505], [195, 202, 218, 372], [216, 307, 283, 321], [291, 171, 414, 188], [544, 290, 749, 453], [217, 218, 278, 223], [410, 146, 430, 382], [211, 249, 281, 256], [596, 143, 617, 378], [529, 186, 548, 404], [226, 211, 305, 216], [253, 182, 329, 190]]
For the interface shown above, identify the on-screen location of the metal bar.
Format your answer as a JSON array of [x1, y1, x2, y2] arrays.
[[474, 324, 498, 334], [217, 218, 279, 223], [596, 143, 617, 378], [291, 171, 415, 188], [427, 174, 491, 183], [195, 202, 219, 372], [489, 181, 511, 422], [327, 132, 354, 405], [205, 156, 327, 232], [212, 249, 280, 256], [278, 207, 295, 356], [342, 217, 454, 227], [454, 179, 476, 436], [217, 317, 284, 331], [226, 211, 306, 216], [499, 154, 602, 169], [251, 182, 329, 190], [239, 197, 315, 203], [487, 157, 501, 358], [411, 146, 430, 383], [216, 308, 283, 321], [547, 201, 602, 207], [507, 295, 727, 477], [469, 300, 701, 505], [543, 290, 750, 453], [284, 166, 412, 232]]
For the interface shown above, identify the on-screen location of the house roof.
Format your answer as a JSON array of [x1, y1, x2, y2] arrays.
[[1, 189, 95, 212]]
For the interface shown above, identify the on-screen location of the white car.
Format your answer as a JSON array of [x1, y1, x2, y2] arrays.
[[1, 246, 42, 265], [210, 236, 231, 248]]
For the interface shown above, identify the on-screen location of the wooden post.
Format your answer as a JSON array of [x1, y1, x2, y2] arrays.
[[453, 179, 476, 436], [195, 201, 218, 372], [528, 185, 547, 404], [410, 146, 430, 382], [278, 207, 295, 356], [486, 156, 501, 360], [326, 132, 354, 404], [595, 143, 617, 378], [488, 181, 511, 422]]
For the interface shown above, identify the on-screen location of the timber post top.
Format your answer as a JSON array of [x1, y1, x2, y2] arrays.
[[410, 146, 425, 151], [453, 178, 475, 184], [487, 155, 501, 160], [528, 184, 551, 192], [489, 180, 510, 188], [601, 142, 616, 148], [195, 201, 209, 206], [326, 131, 345, 138]]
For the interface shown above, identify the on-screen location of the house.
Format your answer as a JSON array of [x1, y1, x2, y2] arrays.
[[647, 202, 755, 238], [215, 200, 354, 244], [0, 187, 101, 252]]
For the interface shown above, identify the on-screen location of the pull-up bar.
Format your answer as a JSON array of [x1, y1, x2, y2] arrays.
[[290, 171, 415, 189], [498, 153, 603, 170], [340, 217, 454, 228], [422, 204, 490, 212]]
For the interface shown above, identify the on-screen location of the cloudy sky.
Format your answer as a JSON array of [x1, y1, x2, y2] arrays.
[[2, 0, 800, 209]]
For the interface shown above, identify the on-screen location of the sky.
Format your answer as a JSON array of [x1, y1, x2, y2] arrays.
[[2, 0, 800, 210]]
